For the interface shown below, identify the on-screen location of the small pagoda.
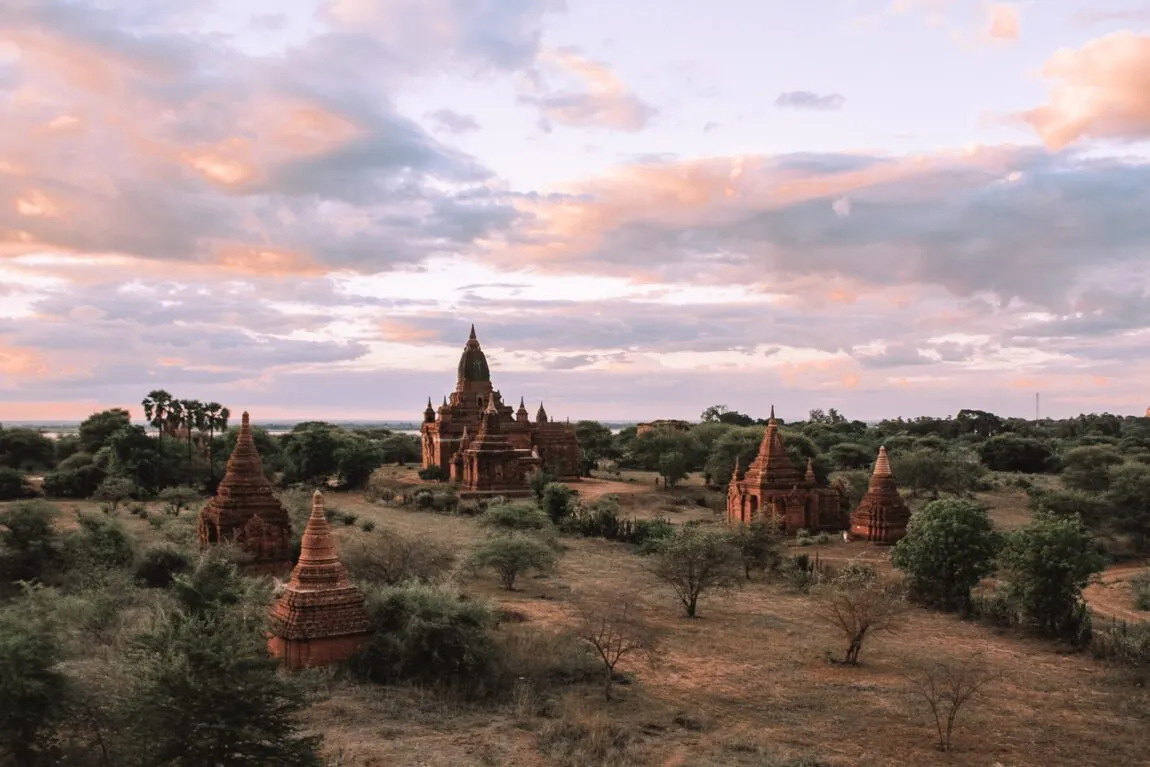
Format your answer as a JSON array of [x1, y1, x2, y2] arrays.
[[849, 446, 911, 545], [268, 491, 372, 670], [197, 411, 293, 576], [726, 407, 848, 533]]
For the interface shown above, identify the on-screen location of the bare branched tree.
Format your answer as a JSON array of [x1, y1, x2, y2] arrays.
[[571, 593, 661, 700], [904, 653, 1002, 752], [811, 568, 908, 664]]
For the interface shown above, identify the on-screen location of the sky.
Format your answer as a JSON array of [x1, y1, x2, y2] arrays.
[[1, 0, 1150, 423]]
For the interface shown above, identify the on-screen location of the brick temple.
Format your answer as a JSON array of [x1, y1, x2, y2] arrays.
[[197, 411, 293, 575], [420, 325, 581, 486], [268, 490, 372, 670], [849, 446, 911, 544], [726, 407, 849, 533]]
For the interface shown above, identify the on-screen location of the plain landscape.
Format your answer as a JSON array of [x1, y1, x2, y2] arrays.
[[1, 403, 1148, 767]]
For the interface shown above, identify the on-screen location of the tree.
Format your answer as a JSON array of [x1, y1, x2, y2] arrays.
[[657, 450, 688, 488], [0, 428, 55, 471], [0, 501, 62, 586], [700, 404, 731, 423], [478, 503, 553, 536], [468, 535, 558, 590], [573, 420, 620, 476], [811, 567, 907, 664], [647, 527, 742, 618], [1060, 445, 1124, 492], [77, 408, 132, 454], [0, 467, 35, 501], [141, 390, 173, 440], [999, 513, 1106, 641], [332, 432, 385, 489], [0, 586, 70, 765], [829, 442, 875, 471], [105, 425, 165, 493], [92, 476, 136, 513], [732, 517, 785, 579], [891, 499, 1001, 612], [1106, 462, 1150, 552], [977, 434, 1053, 473], [904, 653, 1002, 753], [892, 448, 984, 499], [201, 402, 231, 485], [572, 593, 661, 700], [703, 426, 762, 487], [157, 485, 201, 517], [541, 482, 575, 523], [126, 604, 323, 765], [529, 468, 555, 501]]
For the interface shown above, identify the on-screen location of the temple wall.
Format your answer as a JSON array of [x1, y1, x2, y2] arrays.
[[268, 632, 370, 671]]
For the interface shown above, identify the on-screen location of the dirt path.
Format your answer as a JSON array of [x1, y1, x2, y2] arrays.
[[1083, 562, 1149, 624]]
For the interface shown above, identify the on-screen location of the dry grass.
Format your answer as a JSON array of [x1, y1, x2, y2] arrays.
[[5, 476, 1148, 766]]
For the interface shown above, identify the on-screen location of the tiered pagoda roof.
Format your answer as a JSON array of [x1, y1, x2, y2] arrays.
[[743, 407, 803, 489], [268, 491, 371, 669], [849, 446, 911, 545], [197, 411, 293, 575]]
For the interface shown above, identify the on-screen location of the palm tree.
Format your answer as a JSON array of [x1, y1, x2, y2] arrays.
[[142, 389, 173, 440], [180, 399, 203, 461], [203, 402, 222, 483]]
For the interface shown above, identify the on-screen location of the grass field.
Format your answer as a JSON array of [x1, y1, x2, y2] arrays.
[[3, 469, 1148, 766]]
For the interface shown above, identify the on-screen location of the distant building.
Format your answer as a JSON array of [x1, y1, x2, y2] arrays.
[[636, 419, 692, 437], [420, 326, 581, 492]]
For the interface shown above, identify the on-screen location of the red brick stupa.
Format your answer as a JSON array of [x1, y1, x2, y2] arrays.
[[849, 446, 911, 545], [268, 490, 372, 670], [197, 411, 293, 575]]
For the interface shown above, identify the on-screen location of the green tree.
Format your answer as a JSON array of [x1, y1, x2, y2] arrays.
[[77, 408, 132, 454], [105, 425, 165, 493], [1028, 487, 1113, 529], [891, 499, 1001, 612], [1060, 445, 1124, 492], [0, 467, 35, 501], [1000, 513, 1106, 641], [478, 503, 553, 535], [657, 450, 688, 488], [0, 501, 62, 586], [573, 420, 620, 476], [1105, 462, 1150, 552], [0, 428, 55, 471], [468, 535, 558, 590], [91, 476, 136, 513], [0, 586, 70, 766], [829, 442, 875, 471], [541, 482, 575, 523], [333, 432, 385, 489], [281, 422, 343, 485], [126, 606, 322, 766], [647, 527, 742, 618], [703, 426, 762, 487], [977, 434, 1053, 473], [892, 448, 984, 499], [732, 517, 785, 579]]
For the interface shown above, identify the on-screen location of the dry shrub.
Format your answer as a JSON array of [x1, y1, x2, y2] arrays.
[[536, 695, 644, 766], [342, 527, 455, 586], [903, 652, 1002, 753], [493, 624, 599, 710]]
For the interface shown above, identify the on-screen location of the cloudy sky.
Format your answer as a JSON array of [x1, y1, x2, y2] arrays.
[[1, 0, 1149, 423]]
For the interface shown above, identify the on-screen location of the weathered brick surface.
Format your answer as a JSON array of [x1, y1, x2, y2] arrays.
[[421, 326, 582, 486], [726, 408, 849, 533], [197, 411, 293, 575], [849, 446, 911, 545], [268, 491, 371, 670]]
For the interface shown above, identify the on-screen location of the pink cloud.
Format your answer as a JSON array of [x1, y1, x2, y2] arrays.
[[985, 4, 1020, 42], [1022, 32, 1150, 149]]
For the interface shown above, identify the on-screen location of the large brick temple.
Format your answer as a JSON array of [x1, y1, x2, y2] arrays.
[[726, 407, 849, 534], [420, 325, 582, 491]]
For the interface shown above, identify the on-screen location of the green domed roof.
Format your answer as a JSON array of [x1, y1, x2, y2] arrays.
[[457, 324, 491, 383]]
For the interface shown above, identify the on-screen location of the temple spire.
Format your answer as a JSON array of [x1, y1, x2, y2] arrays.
[[873, 445, 892, 478], [804, 457, 816, 484], [469, 323, 477, 341], [485, 392, 498, 414], [769, 405, 776, 424]]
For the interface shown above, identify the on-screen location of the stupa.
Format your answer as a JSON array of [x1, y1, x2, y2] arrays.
[[849, 446, 911, 545], [268, 490, 372, 670], [197, 411, 293, 575]]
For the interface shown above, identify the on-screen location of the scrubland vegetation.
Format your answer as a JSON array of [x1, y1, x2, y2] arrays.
[[1, 397, 1148, 765]]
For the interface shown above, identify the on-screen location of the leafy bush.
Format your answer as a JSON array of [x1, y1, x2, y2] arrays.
[[417, 466, 450, 482], [541, 482, 575, 523], [469, 535, 559, 590], [0, 501, 62, 587], [784, 552, 827, 593], [342, 528, 455, 586], [41, 465, 106, 499], [0, 467, 35, 501], [968, 588, 1021, 629], [62, 513, 137, 573], [1132, 572, 1150, 611], [1090, 620, 1150, 673], [479, 502, 554, 535], [157, 485, 201, 516], [134, 546, 192, 588], [349, 583, 501, 696]]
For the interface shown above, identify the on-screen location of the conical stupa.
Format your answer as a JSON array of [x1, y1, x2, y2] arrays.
[[197, 411, 293, 575], [849, 446, 911, 544], [268, 490, 372, 670]]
